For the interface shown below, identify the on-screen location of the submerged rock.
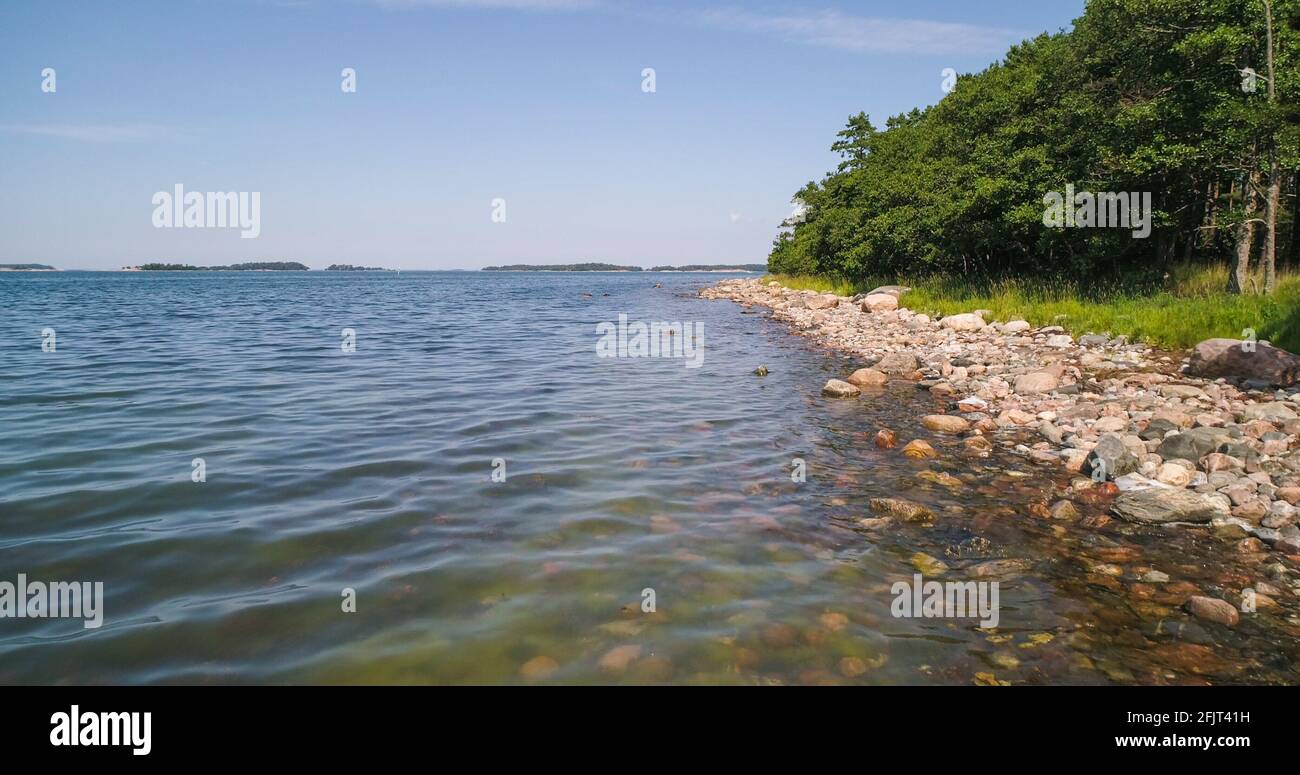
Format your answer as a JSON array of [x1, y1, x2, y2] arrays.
[[822, 379, 860, 398], [869, 498, 933, 521], [920, 414, 970, 433], [1185, 596, 1240, 627], [902, 439, 938, 459], [847, 368, 887, 387]]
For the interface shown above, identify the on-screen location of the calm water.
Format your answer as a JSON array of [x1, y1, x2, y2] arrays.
[[1, 271, 1296, 684]]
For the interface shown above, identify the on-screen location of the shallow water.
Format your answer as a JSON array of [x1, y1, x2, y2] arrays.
[[1, 271, 1296, 684]]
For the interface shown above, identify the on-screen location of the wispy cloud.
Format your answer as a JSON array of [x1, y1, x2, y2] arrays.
[[0, 124, 173, 142], [694, 7, 1021, 56]]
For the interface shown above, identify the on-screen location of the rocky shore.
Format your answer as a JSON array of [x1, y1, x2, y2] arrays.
[[702, 278, 1300, 578]]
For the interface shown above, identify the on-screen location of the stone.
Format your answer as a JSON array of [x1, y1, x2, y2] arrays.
[[902, 439, 938, 459], [1154, 462, 1193, 487], [860, 293, 899, 313], [597, 644, 643, 672], [1086, 434, 1138, 479], [1159, 384, 1207, 399], [1015, 371, 1060, 394], [1242, 402, 1299, 422], [1187, 338, 1300, 386], [921, 414, 970, 433], [1093, 416, 1129, 433], [1045, 334, 1074, 348], [876, 352, 920, 375], [1112, 488, 1230, 524], [867, 285, 910, 298], [874, 428, 898, 448], [1185, 596, 1240, 627], [940, 313, 985, 332], [519, 655, 561, 681], [869, 498, 933, 522], [806, 293, 840, 310], [1050, 500, 1081, 520], [822, 379, 860, 398], [1003, 320, 1031, 333], [1156, 427, 1232, 462], [847, 368, 888, 387]]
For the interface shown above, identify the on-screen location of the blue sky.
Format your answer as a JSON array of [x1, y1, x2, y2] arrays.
[[0, 0, 1085, 270]]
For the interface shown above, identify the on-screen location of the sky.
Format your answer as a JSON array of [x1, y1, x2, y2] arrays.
[[0, 0, 1087, 270]]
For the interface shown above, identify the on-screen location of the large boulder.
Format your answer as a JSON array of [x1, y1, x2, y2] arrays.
[[860, 293, 899, 313], [1156, 426, 1236, 462], [876, 352, 920, 375], [847, 368, 888, 387], [867, 285, 910, 298], [1111, 488, 1230, 524], [940, 313, 986, 332], [1015, 371, 1060, 394], [822, 379, 860, 398], [806, 293, 840, 310], [1186, 338, 1300, 386], [920, 414, 971, 433]]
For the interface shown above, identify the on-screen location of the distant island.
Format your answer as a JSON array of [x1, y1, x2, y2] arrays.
[[325, 264, 393, 271], [649, 264, 767, 272], [0, 263, 56, 271], [481, 263, 766, 272], [132, 262, 310, 271], [482, 263, 643, 272]]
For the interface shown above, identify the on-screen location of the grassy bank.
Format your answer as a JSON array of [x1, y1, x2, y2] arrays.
[[764, 264, 1300, 354]]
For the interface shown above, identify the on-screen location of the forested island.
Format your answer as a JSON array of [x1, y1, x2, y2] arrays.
[[0, 263, 56, 271], [326, 264, 393, 271], [135, 262, 310, 271], [482, 263, 766, 272], [482, 263, 643, 272], [768, 0, 1300, 352], [649, 264, 767, 272]]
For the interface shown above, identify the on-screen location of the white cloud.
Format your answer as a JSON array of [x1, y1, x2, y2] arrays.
[[695, 8, 1020, 56], [0, 124, 172, 142]]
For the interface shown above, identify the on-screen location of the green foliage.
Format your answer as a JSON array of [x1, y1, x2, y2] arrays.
[[770, 0, 1300, 284]]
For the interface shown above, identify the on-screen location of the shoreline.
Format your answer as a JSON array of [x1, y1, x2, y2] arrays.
[[702, 277, 1300, 574]]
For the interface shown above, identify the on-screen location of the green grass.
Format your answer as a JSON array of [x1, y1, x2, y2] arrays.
[[764, 263, 1300, 353]]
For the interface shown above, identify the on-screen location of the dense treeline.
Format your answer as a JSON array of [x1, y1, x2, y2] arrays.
[[770, 0, 1300, 294], [138, 262, 309, 271]]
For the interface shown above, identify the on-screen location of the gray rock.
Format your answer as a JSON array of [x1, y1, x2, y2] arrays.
[[1187, 338, 1300, 386], [1112, 488, 1230, 524], [1242, 402, 1299, 422], [1086, 434, 1138, 480], [876, 352, 920, 375], [1157, 427, 1233, 461]]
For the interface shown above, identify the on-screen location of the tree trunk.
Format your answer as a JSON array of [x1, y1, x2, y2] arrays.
[[1230, 170, 1259, 294], [1287, 172, 1300, 269], [1265, 155, 1280, 293], [1263, 0, 1279, 294]]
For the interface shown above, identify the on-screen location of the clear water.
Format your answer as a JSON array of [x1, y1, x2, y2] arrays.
[[1, 271, 1296, 684]]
